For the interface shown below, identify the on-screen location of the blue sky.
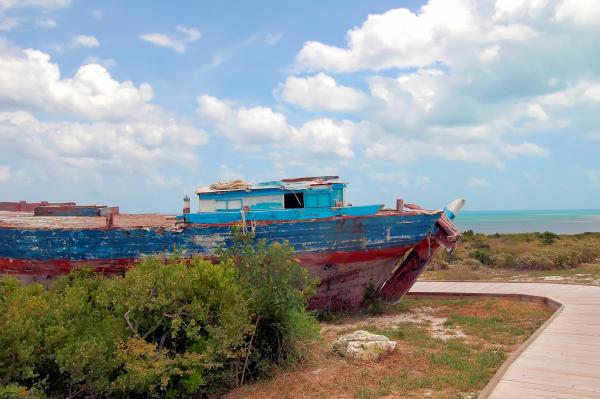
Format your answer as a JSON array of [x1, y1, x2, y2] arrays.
[[0, 0, 599, 213]]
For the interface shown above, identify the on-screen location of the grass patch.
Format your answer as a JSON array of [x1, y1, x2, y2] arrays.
[[225, 297, 553, 399]]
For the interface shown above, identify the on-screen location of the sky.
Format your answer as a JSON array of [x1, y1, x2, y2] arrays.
[[0, 0, 599, 213]]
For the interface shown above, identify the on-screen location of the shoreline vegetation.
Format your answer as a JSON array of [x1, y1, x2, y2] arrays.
[[422, 231, 600, 284]]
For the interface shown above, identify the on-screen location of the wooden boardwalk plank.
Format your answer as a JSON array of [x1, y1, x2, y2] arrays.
[[410, 282, 600, 398]]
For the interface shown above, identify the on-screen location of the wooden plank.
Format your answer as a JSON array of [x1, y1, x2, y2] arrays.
[[490, 380, 600, 399]]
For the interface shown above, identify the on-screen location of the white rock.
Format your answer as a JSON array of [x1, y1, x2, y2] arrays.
[[333, 330, 396, 360]]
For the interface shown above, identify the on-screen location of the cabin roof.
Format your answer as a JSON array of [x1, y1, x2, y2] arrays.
[[195, 176, 347, 195]]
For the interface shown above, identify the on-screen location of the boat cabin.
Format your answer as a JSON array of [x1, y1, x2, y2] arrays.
[[195, 176, 346, 212], [179, 176, 383, 224]]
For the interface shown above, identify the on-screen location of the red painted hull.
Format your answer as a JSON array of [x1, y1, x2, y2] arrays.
[[0, 212, 460, 310], [0, 245, 415, 311]]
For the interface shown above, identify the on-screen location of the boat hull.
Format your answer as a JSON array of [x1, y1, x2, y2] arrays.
[[0, 211, 450, 310]]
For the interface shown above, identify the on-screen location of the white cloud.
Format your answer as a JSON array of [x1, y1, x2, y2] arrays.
[[502, 142, 549, 157], [466, 176, 491, 188], [585, 169, 600, 186], [140, 33, 185, 53], [0, 0, 71, 12], [294, 0, 536, 73], [140, 26, 201, 54], [176, 25, 202, 42], [266, 33, 283, 46], [0, 110, 207, 172], [493, 0, 549, 21], [525, 103, 549, 121], [197, 94, 289, 142], [0, 41, 211, 208], [72, 35, 100, 48], [279, 0, 600, 175], [91, 9, 104, 19], [294, 118, 357, 158], [585, 131, 600, 141], [0, 17, 19, 31], [365, 133, 506, 167], [83, 56, 117, 69], [479, 45, 501, 63], [370, 171, 431, 189], [368, 68, 444, 125], [538, 81, 600, 107], [278, 73, 370, 112], [0, 165, 10, 182], [554, 0, 600, 25], [36, 18, 57, 28], [0, 40, 153, 120], [197, 94, 360, 158]]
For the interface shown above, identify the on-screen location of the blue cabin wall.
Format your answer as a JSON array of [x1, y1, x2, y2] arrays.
[[197, 183, 347, 212]]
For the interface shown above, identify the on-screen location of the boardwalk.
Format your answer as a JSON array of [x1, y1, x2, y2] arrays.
[[410, 282, 600, 399]]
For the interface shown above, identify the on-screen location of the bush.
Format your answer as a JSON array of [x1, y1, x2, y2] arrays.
[[491, 253, 515, 269], [0, 232, 319, 398], [0, 384, 44, 399], [469, 249, 493, 266], [539, 231, 559, 245], [515, 253, 554, 270], [219, 228, 319, 381]]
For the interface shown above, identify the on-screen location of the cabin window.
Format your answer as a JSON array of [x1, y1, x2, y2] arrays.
[[283, 192, 304, 209], [215, 199, 242, 210]]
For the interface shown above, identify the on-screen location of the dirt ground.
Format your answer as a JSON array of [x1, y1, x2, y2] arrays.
[[224, 297, 553, 399]]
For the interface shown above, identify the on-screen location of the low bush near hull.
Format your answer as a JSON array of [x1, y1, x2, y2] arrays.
[[0, 233, 318, 398]]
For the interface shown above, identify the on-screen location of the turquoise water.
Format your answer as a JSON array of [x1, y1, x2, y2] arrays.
[[454, 210, 600, 234]]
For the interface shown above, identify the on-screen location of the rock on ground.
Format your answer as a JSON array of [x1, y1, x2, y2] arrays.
[[333, 330, 396, 361]]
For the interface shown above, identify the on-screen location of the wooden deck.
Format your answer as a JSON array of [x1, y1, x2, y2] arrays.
[[410, 282, 600, 398]]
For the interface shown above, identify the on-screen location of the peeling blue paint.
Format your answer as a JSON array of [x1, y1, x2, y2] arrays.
[[0, 211, 442, 262]]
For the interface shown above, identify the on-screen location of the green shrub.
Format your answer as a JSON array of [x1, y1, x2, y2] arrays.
[[0, 384, 45, 399], [462, 230, 475, 239], [515, 253, 554, 270], [0, 231, 319, 398], [539, 231, 559, 245], [469, 249, 493, 266], [105, 256, 253, 397], [220, 228, 319, 381], [490, 253, 515, 269]]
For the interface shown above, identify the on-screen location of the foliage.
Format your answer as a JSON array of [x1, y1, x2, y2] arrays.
[[0, 231, 318, 398], [469, 249, 493, 266], [539, 231, 559, 245], [0, 384, 45, 399], [433, 232, 600, 271], [105, 256, 252, 397], [219, 227, 319, 381]]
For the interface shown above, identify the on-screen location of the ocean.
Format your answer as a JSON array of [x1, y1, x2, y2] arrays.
[[454, 210, 600, 234]]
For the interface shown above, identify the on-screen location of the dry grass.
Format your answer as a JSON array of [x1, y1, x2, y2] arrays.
[[422, 232, 600, 285], [440, 232, 600, 270], [223, 298, 553, 399]]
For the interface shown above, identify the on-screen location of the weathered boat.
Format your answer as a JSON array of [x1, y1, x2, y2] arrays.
[[0, 176, 464, 310]]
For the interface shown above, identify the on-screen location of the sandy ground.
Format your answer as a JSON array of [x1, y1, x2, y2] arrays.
[[321, 306, 467, 342]]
